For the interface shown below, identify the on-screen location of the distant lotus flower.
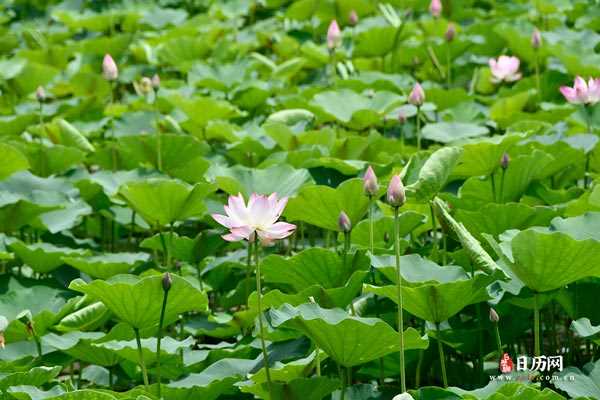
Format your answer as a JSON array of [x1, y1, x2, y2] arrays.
[[560, 76, 600, 105], [408, 82, 425, 106], [102, 54, 118, 81], [349, 10, 359, 26], [152, 74, 160, 89], [338, 211, 352, 232], [430, 0, 442, 18], [327, 20, 342, 50], [531, 28, 542, 49], [500, 153, 510, 169], [212, 193, 296, 244], [489, 308, 500, 323], [489, 55, 521, 83], [139, 77, 153, 95], [35, 86, 45, 102], [445, 23, 456, 42], [363, 166, 379, 196], [387, 175, 406, 207]]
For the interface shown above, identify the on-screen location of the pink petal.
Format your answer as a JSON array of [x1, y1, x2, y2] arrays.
[[222, 232, 244, 242], [560, 86, 578, 103], [226, 193, 248, 222], [258, 222, 296, 240], [231, 226, 256, 241], [273, 196, 289, 218], [212, 213, 235, 228]]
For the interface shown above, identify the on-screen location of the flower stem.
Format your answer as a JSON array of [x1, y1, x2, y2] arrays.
[[446, 43, 451, 87], [429, 202, 438, 263], [534, 293, 541, 357], [369, 197, 386, 384], [315, 348, 321, 376], [156, 286, 169, 396], [254, 241, 274, 399], [339, 364, 346, 400], [416, 106, 422, 150], [134, 327, 149, 389], [394, 206, 406, 393], [245, 242, 252, 307], [534, 50, 541, 102], [490, 173, 497, 202], [494, 321, 503, 357], [437, 324, 448, 388], [499, 169, 506, 203]]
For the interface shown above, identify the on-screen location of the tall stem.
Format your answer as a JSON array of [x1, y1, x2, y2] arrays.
[[534, 293, 541, 357], [134, 327, 149, 389], [156, 288, 169, 397], [339, 364, 346, 400], [245, 242, 252, 307], [416, 106, 422, 150], [315, 348, 321, 376], [490, 173, 497, 202], [446, 43, 451, 87], [254, 241, 274, 398], [437, 324, 448, 388], [494, 322, 503, 357], [429, 202, 438, 262], [534, 51, 541, 102], [394, 207, 406, 393], [499, 169, 506, 203], [369, 197, 385, 384]]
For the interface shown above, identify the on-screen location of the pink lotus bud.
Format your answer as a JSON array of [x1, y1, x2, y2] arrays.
[[349, 10, 359, 26], [445, 23, 456, 42], [35, 86, 46, 102], [429, 0, 442, 18], [162, 272, 172, 292], [489, 308, 499, 322], [102, 54, 118, 81], [363, 166, 379, 196], [338, 211, 352, 232], [387, 175, 406, 207], [408, 83, 425, 106], [531, 28, 542, 49], [489, 56, 521, 83], [327, 20, 342, 50], [500, 153, 510, 169], [152, 74, 160, 89]]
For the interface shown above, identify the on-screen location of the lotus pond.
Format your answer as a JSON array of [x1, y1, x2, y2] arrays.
[[2, 0, 600, 399]]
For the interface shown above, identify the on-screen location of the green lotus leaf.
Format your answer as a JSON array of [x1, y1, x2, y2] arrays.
[[140, 233, 199, 264], [249, 350, 325, 384], [6, 384, 66, 400], [549, 212, 600, 241], [266, 109, 315, 126], [452, 381, 566, 400], [406, 147, 463, 202], [118, 178, 215, 227], [421, 122, 489, 144], [240, 376, 340, 400], [372, 254, 468, 285], [69, 274, 208, 329], [571, 318, 600, 340], [0, 366, 61, 391], [9, 241, 90, 274], [55, 302, 110, 332], [18, 143, 85, 177], [63, 252, 150, 279], [55, 119, 95, 153], [553, 358, 600, 399], [452, 134, 522, 178], [284, 178, 370, 231], [0, 143, 29, 180], [268, 303, 428, 367], [350, 212, 426, 251]]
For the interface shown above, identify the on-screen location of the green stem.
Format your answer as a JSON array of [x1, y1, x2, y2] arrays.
[[254, 241, 274, 399], [534, 293, 541, 357], [394, 207, 406, 393], [134, 328, 149, 389], [429, 202, 438, 262], [316, 348, 321, 376], [477, 303, 484, 384], [416, 106, 422, 150], [494, 322, 503, 357], [245, 242, 252, 307], [446, 43, 451, 87], [339, 364, 346, 400], [437, 324, 448, 388], [159, 229, 169, 269], [369, 197, 386, 384], [156, 287, 169, 396], [534, 51, 541, 102], [490, 173, 497, 203], [499, 169, 506, 203], [129, 211, 136, 246]]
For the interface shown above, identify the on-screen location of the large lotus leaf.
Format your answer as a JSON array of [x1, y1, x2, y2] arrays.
[[55, 302, 110, 332], [9, 241, 90, 274], [35, 199, 92, 234], [240, 376, 340, 400], [549, 212, 600, 241], [96, 336, 193, 370], [249, 350, 324, 384], [15, 142, 84, 177], [284, 179, 370, 231], [260, 248, 368, 291], [372, 254, 468, 285], [0, 366, 61, 391], [571, 318, 600, 341], [406, 147, 463, 202], [63, 252, 150, 279], [6, 385, 67, 400], [268, 303, 428, 367], [553, 358, 600, 399], [166, 94, 244, 126], [140, 233, 199, 264], [351, 212, 426, 251], [453, 381, 566, 400], [364, 272, 496, 323], [164, 358, 257, 400], [505, 229, 600, 292], [207, 164, 312, 198], [421, 122, 489, 144], [0, 143, 29, 179], [0, 201, 60, 232], [118, 178, 215, 227], [55, 119, 95, 153], [69, 274, 208, 329], [452, 134, 522, 178]]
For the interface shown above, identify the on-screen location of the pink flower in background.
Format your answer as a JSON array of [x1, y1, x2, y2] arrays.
[[212, 193, 296, 244], [560, 76, 600, 105], [102, 54, 118, 81], [430, 0, 442, 18], [489, 56, 521, 83], [327, 20, 341, 49], [408, 82, 425, 106], [349, 10, 359, 26]]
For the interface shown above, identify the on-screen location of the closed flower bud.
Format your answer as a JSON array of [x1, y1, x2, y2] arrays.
[[489, 307, 500, 323], [102, 54, 118, 81], [398, 111, 407, 124], [327, 20, 341, 50], [531, 28, 542, 49], [363, 166, 379, 196], [387, 175, 406, 208], [35, 86, 46, 102], [338, 211, 352, 232], [429, 0, 442, 18], [349, 10, 359, 26], [152, 74, 160, 89], [408, 83, 425, 106], [139, 77, 153, 95], [445, 23, 456, 42], [500, 153, 510, 170], [162, 272, 172, 292]]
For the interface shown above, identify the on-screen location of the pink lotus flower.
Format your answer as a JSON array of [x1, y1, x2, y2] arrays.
[[430, 0, 442, 18], [327, 20, 341, 50], [363, 165, 379, 196], [489, 56, 521, 83], [102, 54, 118, 81], [408, 83, 425, 106], [212, 193, 296, 244], [387, 175, 406, 207], [560, 76, 600, 105]]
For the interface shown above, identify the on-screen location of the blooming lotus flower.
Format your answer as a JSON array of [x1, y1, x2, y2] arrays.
[[408, 82, 425, 106], [560, 76, 600, 105], [363, 166, 379, 196], [387, 175, 406, 207], [489, 56, 521, 83], [102, 54, 118, 81], [212, 193, 296, 244], [430, 0, 442, 18], [327, 20, 341, 50]]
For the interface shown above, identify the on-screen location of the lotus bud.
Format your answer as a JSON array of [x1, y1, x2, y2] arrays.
[[102, 54, 118, 81], [152, 74, 160, 89], [398, 111, 407, 124], [393, 393, 415, 400], [349, 10, 359, 26], [327, 20, 341, 50], [531, 28, 542, 50], [308, 296, 316, 304], [429, 0, 442, 18], [162, 272, 172, 292], [363, 166, 379, 196], [489, 307, 500, 323], [500, 153, 510, 170], [445, 23, 456, 42], [139, 77, 153, 95], [35, 86, 46, 102], [338, 211, 352, 232], [408, 83, 425, 106], [387, 175, 406, 208]]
